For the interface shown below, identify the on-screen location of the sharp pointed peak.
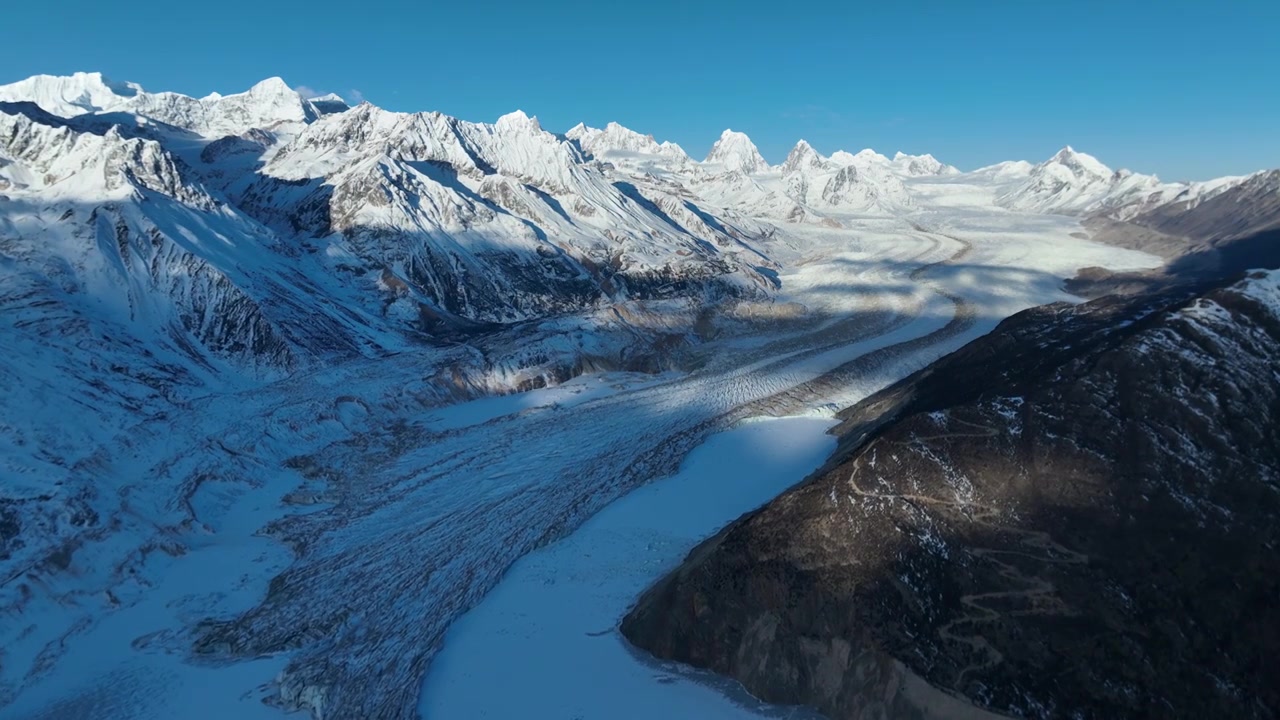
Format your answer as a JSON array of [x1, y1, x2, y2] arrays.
[[785, 139, 820, 157], [1045, 145, 1112, 176], [248, 77, 295, 95], [705, 128, 767, 172], [710, 128, 761, 149], [783, 139, 829, 173], [1051, 145, 1080, 160]]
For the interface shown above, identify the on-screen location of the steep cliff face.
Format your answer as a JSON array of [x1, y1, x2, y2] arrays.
[[623, 270, 1280, 719]]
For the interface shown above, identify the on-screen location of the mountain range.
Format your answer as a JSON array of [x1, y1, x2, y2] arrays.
[[3, 72, 1273, 369], [2, 71, 1277, 720]]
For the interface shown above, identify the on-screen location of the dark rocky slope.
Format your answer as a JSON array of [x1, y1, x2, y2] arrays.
[[622, 269, 1280, 719], [1071, 173, 1280, 298]]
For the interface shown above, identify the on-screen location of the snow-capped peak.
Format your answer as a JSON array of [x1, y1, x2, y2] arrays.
[[573, 121, 654, 152], [704, 129, 769, 174], [246, 77, 294, 98], [0, 72, 337, 137], [781, 139, 828, 174], [496, 109, 542, 132], [566, 121, 692, 172], [997, 145, 1168, 214], [599, 121, 658, 148], [1045, 146, 1113, 180], [890, 151, 959, 177], [306, 93, 350, 116], [0, 71, 142, 116], [829, 148, 891, 168]]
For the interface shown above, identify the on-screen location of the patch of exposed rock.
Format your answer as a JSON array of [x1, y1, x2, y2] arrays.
[[622, 271, 1280, 719]]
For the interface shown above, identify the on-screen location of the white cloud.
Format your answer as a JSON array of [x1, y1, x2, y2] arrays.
[[348, 88, 366, 104], [295, 85, 324, 100]]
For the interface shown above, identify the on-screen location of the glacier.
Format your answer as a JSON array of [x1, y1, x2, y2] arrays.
[[0, 70, 1255, 719]]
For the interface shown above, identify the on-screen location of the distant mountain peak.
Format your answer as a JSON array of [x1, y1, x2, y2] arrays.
[[0, 71, 142, 115], [247, 77, 293, 96], [1047, 146, 1112, 178], [495, 109, 541, 132], [564, 121, 687, 166], [705, 129, 768, 174], [891, 151, 959, 177], [782, 139, 827, 174], [829, 148, 890, 167]]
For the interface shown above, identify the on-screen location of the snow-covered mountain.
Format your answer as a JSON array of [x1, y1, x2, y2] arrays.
[[990, 145, 1264, 222], [0, 76, 786, 359], [0, 70, 1268, 414], [0, 69, 1270, 457], [0, 72, 146, 116], [0, 72, 347, 138], [891, 151, 960, 177], [996, 146, 1160, 214], [2, 70, 1277, 720], [703, 128, 770, 174], [567, 121, 694, 171]]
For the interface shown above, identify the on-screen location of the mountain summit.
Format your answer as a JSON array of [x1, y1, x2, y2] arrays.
[[704, 129, 769, 174]]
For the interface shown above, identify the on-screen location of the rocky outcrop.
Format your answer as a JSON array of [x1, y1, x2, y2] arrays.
[[623, 270, 1280, 719]]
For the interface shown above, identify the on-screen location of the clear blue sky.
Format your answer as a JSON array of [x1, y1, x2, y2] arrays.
[[2, 0, 1277, 180]]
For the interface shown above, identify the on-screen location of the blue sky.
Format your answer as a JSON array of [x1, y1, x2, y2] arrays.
[[2, 0, 1276, 179]]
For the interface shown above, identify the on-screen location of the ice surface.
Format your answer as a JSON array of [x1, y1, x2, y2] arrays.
[[421, 416, 837, 720]]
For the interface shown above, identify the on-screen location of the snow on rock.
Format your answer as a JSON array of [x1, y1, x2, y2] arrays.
[[998, 146, 1173, 216], [781, 139, 828, 174], [970, 159, 1036, 183], [703, 128, 770, 174], [242, 103, 773, 324], [0, 73, 339, 138], [0, 102, 396, 369], [0, 71, 142, 116], [569, 121, 693, 170], [1239, 267, 1280, 313], [305, 93, 350, 115], [891, 151, 959, 177], [791, 147, 914, 213]]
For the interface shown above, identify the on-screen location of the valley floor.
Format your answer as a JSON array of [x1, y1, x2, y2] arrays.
[[1, 216, 1159, 719], [420, 415, 837, 720]]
